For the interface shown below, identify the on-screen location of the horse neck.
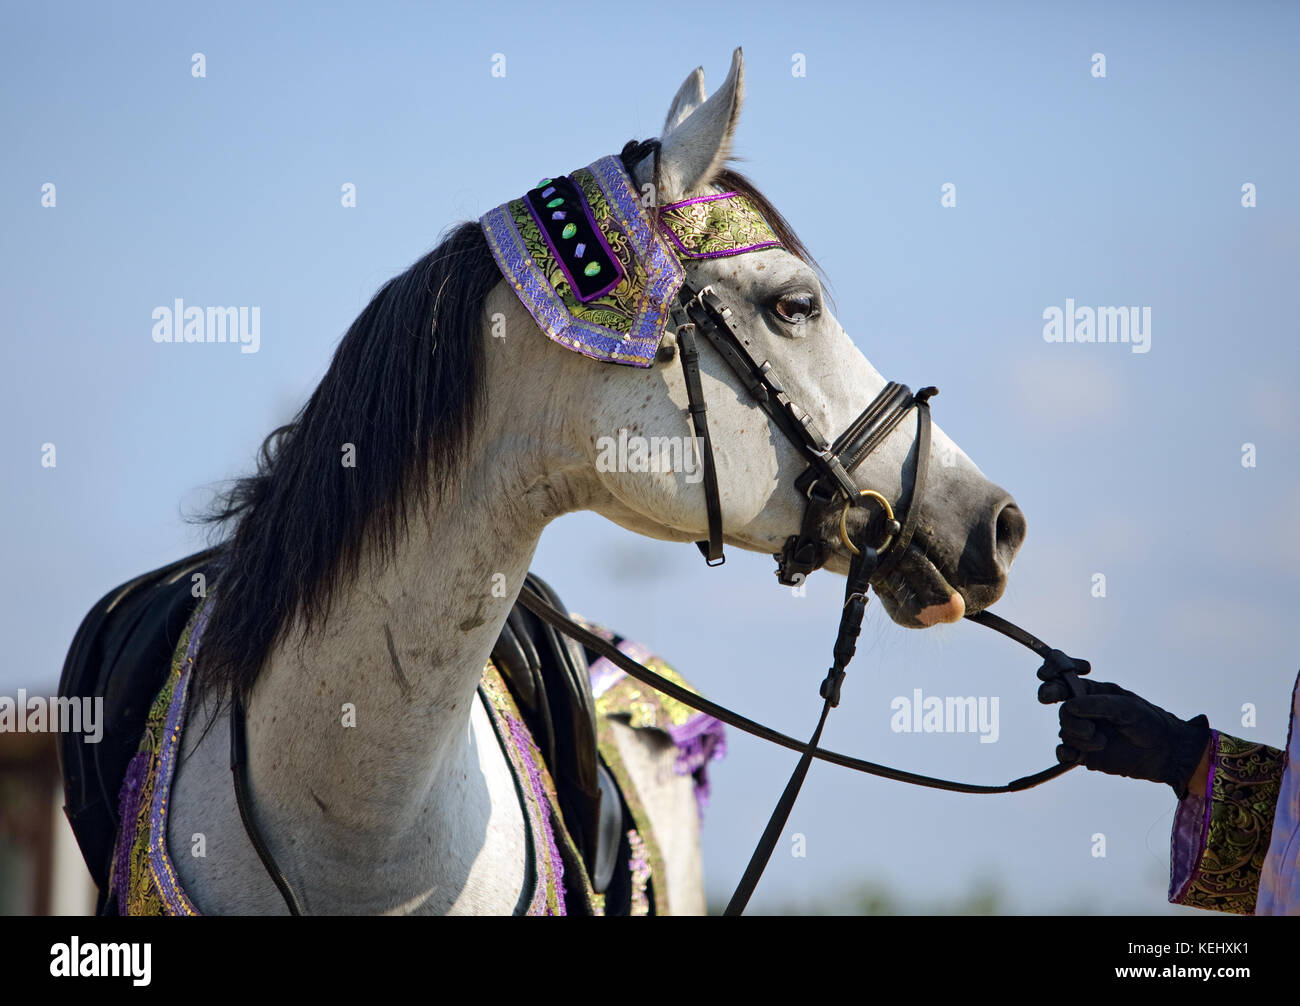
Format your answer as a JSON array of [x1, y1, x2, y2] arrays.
[[245, 293, 599, 846]]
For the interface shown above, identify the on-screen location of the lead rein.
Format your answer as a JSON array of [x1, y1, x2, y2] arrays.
[[513, 582, 1079, 795]]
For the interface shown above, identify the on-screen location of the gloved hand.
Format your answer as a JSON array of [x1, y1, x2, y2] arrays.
[[1036, 649, 1210, 799]]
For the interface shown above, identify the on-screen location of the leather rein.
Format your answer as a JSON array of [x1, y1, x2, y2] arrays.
[[228, 280, 1090, 918]]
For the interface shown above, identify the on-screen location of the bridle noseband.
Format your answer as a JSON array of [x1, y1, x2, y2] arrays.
[[672, 280, 936, 585], [229, 176, 1093, 918]]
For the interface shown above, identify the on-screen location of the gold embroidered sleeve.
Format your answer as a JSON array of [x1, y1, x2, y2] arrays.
[[1170, 731, 1285, 914]]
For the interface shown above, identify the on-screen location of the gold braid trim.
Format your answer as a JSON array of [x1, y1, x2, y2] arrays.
[[1176, 732, 1284, 914]]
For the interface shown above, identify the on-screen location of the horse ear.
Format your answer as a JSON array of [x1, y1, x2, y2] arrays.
[[640, 48, 745, 203], [663, 66, 707, 133]]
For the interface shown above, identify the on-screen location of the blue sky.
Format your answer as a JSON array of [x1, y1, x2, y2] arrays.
[[3, 1, 1298, 913]]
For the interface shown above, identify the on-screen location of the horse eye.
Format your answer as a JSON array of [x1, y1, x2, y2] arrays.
[[773, 293, 817, 324]]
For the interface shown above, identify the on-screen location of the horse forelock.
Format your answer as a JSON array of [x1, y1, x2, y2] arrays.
[[618, 137, 820, 275]]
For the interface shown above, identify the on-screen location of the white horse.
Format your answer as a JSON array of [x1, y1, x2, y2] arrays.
[[164, 48, 1025, 914]]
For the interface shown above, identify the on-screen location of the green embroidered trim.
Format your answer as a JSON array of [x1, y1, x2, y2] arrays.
[[595, 714, 668, 916], [593, 657, 703, 733], [581, 619, 708, 915], [659, 193, 780, 259], [480, 660, 586, 915], [113, 614, 197, 917], [1179, 732, 1285, 915], [505, 166, 653, 336]]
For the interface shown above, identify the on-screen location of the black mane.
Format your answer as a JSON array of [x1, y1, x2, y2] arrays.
[[195, 219, 501, 702]]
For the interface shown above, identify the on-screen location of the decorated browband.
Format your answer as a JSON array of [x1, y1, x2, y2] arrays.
[[479, 154, 782, 367]]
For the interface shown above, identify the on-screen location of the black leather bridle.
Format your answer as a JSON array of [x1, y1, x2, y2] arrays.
[[229, 276, 1091, 918], [672, 281, 936, 582], [610, 279, 1088, 913]]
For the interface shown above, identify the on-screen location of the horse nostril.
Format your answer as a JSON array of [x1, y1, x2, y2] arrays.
[[994, 502, 1027, 570]]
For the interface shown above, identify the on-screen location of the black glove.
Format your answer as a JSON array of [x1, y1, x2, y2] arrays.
[[1036, 649, 1210, 799]]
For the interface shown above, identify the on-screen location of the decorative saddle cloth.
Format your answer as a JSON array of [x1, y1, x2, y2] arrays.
[[479, 154, 782, 367], [108, 601, 724, 916]]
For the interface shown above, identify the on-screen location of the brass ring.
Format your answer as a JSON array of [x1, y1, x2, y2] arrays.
[[839, 490, 895, 556]]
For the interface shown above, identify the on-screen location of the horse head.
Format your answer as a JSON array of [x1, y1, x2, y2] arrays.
[[488, 48, 1024, 628]]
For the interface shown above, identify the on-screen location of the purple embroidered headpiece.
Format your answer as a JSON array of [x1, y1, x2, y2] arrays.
[[480, 155, 782, 368]]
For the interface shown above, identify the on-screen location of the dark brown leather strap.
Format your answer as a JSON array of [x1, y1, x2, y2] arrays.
[[230, 692, 304, 915], [675, 312, 725, 565], [515, 582, 1075, 795], [872, 387, 937, 583]]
